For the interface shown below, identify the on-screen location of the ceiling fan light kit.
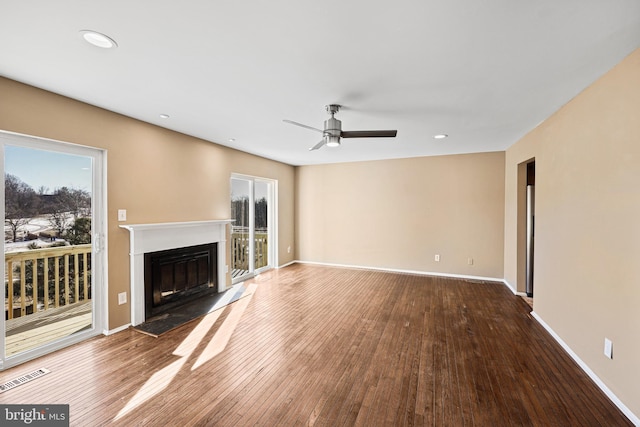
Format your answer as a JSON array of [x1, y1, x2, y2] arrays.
[[326, 136, 341, 147], [284, 104, 397, 151]]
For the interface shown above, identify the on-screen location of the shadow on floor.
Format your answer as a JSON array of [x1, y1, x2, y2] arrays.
[[133, 282, 249, 337]]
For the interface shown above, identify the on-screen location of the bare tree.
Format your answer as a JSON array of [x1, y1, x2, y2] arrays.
[[5, 174, 39, 242], [48, 207, 69, 238], [47, 187, 91, 236], [62, 187, 91, 220]]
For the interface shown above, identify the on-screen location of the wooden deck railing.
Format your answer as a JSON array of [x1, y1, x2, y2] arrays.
[[5, 244, 92, 319], [231, 231, 268, 272]]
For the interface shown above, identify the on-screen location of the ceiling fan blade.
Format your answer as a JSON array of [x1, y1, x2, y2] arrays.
[[309, 139, 326, 151], [341, 130, 397, 138], [283, 119, 324, 133]]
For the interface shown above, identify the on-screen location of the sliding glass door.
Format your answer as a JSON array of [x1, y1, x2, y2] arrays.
[[1, 132, 105, 369], [230, 175, 275, 283]]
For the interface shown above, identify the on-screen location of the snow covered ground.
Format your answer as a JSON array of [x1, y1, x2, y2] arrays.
[[4, 216, 70, 253]]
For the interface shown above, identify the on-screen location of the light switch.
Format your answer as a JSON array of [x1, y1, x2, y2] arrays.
[[604, 338, 613, 359], [118, 209, 127, 221]]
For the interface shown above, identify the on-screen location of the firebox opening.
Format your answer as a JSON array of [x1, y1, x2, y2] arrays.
[[144, 243, 218, 319]]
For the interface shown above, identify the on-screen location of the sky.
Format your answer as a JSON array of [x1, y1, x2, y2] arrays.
[[5, 145, 92, 193], [231, 178, 269, 201]]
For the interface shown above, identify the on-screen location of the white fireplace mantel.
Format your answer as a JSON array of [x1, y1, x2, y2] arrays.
[[120, 219, 233, 326]]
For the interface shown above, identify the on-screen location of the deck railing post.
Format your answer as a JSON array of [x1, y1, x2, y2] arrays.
[[44, 257, 49, 311]]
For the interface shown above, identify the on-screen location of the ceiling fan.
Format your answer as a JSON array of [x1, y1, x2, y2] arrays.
[[283, 104, 398, 151]]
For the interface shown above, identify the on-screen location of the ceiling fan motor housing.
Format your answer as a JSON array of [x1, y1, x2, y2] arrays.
[[324, 117, 342, 134]]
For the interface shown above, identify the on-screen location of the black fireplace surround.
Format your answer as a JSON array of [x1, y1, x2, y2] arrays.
[[144, 243, 218, 319]]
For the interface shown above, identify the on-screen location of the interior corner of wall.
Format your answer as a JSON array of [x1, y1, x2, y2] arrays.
[[502, 279, 517, 294]]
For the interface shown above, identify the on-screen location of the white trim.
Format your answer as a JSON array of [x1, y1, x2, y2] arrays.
[[120, 219, 233, 326], [118, 219, 231, 232], [531, 311, 639, 426], [502, 280, 518, 294], [101, 151, 110, 340], [1, 143, 6, 363], [104, 323, 131, 336], [272, 180, 279, 269], [294, 260, 505, 283]]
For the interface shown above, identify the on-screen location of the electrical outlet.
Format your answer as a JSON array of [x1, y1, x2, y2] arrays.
[[287, 246, 291, 254], [468, 257, 474, 265], [225, 265, 229, 273], [118, 292, 127, 305], [434, 254, 440, 262], [118, 209, 127, 221], [604, 338, 613, 359]]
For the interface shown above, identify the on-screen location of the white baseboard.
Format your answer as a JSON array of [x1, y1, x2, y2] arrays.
[[531, 311, 639, 426], [103, 323, 131, 336], [277, 260, 297, 269], [502, 280, 519, 294], [294, 260, 505, 284]]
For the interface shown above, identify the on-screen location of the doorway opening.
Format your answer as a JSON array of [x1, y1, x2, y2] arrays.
[[230, 174, 276, 283], [525, 161, 535, 298], [517, 159, 535, 304]]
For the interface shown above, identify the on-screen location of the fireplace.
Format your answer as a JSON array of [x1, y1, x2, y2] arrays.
[[121, 220, 233, 326], [144, 243, 218, 318]]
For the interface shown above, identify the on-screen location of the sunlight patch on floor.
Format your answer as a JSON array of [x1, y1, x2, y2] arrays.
[[191, 283, 257, 370], [114, 283, 257, 421], [173, 307, 225, 357], [114, 357, 187, 420]]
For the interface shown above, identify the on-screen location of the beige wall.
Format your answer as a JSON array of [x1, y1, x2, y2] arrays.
[[296, 152, 505, 278], [504, 48, 640, 418], [0, 77, 296, 330]]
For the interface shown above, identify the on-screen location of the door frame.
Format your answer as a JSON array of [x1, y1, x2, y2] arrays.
[[0, 130, 108, 370], [516, 158, 535, 296], [230, 173, 277, 283]]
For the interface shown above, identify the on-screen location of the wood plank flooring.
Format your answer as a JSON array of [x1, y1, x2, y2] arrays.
[[0, 264, 632, 426], [5, 301, 92, 356]]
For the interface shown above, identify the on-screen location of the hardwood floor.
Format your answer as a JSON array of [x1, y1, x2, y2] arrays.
[[0, 264, 632, 426]]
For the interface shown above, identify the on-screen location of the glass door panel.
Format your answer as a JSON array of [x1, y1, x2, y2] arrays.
[[231, 178, 252, 281], [254, 180, 269, 271], [230, 175, 274, 283], [2, 136, 103, 368]]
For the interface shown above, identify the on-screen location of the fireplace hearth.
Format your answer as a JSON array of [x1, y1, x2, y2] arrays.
[[144, 243, 217, 318]]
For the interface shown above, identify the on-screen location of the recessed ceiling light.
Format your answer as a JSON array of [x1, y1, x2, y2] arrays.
[[79, 30, 118, 49], [159, 114, 170, 119], [228, 138, 236, 142], [433, 134, 448, 139]]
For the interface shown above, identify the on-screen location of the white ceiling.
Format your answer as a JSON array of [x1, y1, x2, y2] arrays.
[[1, 1, 639, 166]]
